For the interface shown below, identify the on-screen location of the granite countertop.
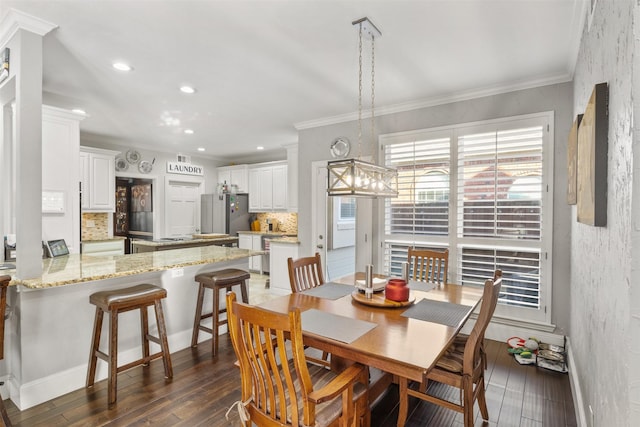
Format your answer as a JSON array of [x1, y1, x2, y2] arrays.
[[237, 231, 296, 236], [6, 246, 258, 289], [265, 236, 300, 245], [132, 236, 238, 248], [81, 236, 127, 244]]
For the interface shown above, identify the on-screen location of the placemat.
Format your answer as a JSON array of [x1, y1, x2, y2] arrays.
[[301, 309, 377, 343], [301, 282, 354, 300], [401, 299, 472, 327], [406, 280, 437, 292]]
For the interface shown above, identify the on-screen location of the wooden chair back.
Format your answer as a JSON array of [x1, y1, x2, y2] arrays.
[[462, 274, 502, 375], [408, 248, 449, 284], [226, 291, 366, 427], [287, 253, 324, 293]]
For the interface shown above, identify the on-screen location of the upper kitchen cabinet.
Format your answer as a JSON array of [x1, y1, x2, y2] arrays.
[[80, 147, 119, 212], [248, 161, 287, 212], [217, 164, 248, 193]]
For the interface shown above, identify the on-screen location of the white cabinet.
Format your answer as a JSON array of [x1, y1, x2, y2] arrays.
[[239, 233, 263, 272], [248, 162, 287, 212], [218, 164, 248, 193], [286, 144, 298, 212], [269, 240, 299, 295], [80, 147, 118, 212]]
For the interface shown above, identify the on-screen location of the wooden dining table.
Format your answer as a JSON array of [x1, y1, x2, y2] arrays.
[[257, 274, 484, 426]]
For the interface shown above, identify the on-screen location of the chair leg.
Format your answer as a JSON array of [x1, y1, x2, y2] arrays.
[[140, 306, 150, 365], [191, 283, 205, 347], [477, 376, 489, 421], [86, 307, 103, 387], [108, 310, 119, 405], [0, 395, 11, 426], [397, 377, 409, 427], [154, 299, 173, 378], [462, 376, 474, 427]]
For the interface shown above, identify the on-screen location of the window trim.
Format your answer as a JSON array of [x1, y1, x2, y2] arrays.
[[378, 111, 554, 325]]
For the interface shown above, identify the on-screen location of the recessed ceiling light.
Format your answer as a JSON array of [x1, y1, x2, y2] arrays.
[[180, 86, 196, 94], [257, 146, 264, 150], [72, 108, 86, 115], [112, 62, 133, 71], [184, 129, 194, 134], [197, 147, 205, 152]]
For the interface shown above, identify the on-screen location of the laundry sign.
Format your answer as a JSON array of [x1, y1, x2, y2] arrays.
[[166, 161, 204, 176]]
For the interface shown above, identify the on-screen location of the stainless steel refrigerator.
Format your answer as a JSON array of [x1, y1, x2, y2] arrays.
[[201, 193, 250, 236]]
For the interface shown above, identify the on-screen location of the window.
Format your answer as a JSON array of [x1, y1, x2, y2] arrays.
[[381, 113, 553, 324], [338, 197, 356, 221]]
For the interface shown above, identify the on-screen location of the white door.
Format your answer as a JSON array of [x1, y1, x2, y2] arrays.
[[166, 180, 201, 237], [312, 162, 358, 281]]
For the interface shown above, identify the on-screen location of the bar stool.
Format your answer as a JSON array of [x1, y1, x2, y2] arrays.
[[191, 268, 250, 356], [86, 284, 173, 405], [0, 276, 11, 426]]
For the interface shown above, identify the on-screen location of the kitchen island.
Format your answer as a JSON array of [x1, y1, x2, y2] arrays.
[[130, 235, 239, 253], [4, 245, 258, 410]]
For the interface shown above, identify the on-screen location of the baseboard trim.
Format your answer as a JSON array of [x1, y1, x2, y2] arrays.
[[566, 337, 588, 427]]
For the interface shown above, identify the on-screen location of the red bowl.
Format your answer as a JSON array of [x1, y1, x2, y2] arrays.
[[387, 279, 407, 287]]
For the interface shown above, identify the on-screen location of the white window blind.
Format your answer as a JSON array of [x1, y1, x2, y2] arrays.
[[381, 113, 552, 323]]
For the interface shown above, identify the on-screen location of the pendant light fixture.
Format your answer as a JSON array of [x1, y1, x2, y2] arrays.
[[327, 17, 398, 198]]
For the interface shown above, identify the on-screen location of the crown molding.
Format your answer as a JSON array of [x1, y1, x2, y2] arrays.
[[0, 8, 58, 49], [294, 73, 572, 131]]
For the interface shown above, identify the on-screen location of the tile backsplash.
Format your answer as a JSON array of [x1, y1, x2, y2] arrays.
[[82, 212, 110, 241], [256, 213, 297, 234]]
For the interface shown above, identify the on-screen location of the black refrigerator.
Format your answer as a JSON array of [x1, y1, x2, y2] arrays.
[[115, 178, 153, 253], [201, 193, 250, 236]]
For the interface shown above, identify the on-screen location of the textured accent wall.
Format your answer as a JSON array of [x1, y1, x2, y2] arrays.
[[571, 1, 635, 425], [81, 212, 110, 241], [255, 212, 297, 234]]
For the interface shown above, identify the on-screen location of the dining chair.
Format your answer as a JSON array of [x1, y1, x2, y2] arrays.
[[287, 253, 330, 365], [397, 275, 503, 427], [450, 269, 503, 369], [226, 291, 369, 427], [287, 253, 325, 293], [407, 248, 448, 285]]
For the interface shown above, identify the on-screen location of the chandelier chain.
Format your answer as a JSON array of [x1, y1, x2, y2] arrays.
[[371, 34, 375, 158], [357, 23, 363, 160]]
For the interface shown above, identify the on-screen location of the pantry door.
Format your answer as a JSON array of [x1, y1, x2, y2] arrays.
[[165, 178, 203, 237]]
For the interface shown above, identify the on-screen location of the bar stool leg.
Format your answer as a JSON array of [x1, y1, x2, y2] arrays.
[[212, 285, 220, 357], [86, 307, 104, 387], [154, 300, 173, 378], [191, 283, 205, 347], [108, 309, 119, 405], [240, 280, 249, 303], [140, 306, 150, 365]]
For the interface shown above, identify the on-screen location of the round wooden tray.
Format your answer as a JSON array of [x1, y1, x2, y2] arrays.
[[351, 291, 415, 308]]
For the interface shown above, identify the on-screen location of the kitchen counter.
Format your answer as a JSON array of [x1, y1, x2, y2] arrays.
[[80, 236, 126, 244], [131, 236, 239, 253], [266, 236, 300, 245], [8, 245, 255, 289], [237, 230, 296, 236], [4, 245, 256, 410]]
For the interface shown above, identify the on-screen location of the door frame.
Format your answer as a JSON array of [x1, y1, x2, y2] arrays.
[[164, 175, 204, 238], [311, 160, 328, 277]]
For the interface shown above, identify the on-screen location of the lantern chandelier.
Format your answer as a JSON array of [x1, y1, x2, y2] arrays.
[[327, 17, 398, 198]]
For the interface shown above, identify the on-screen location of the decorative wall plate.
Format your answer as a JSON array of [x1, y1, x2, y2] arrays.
[[330, 137, 351, 158], [115, 156, 129, 172], [126, 149, 141, 164], [138, 160, 153, 174]]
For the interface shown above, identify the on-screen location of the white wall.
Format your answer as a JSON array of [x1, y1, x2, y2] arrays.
[[571, 1, 636, 425], [298, 82, 574, 334]]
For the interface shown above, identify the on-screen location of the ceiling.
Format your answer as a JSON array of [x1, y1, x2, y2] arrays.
[[2, 0, 586, 162]]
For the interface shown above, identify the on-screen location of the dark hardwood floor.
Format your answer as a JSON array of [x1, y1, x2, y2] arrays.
[[4, 337, 576, 426]]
